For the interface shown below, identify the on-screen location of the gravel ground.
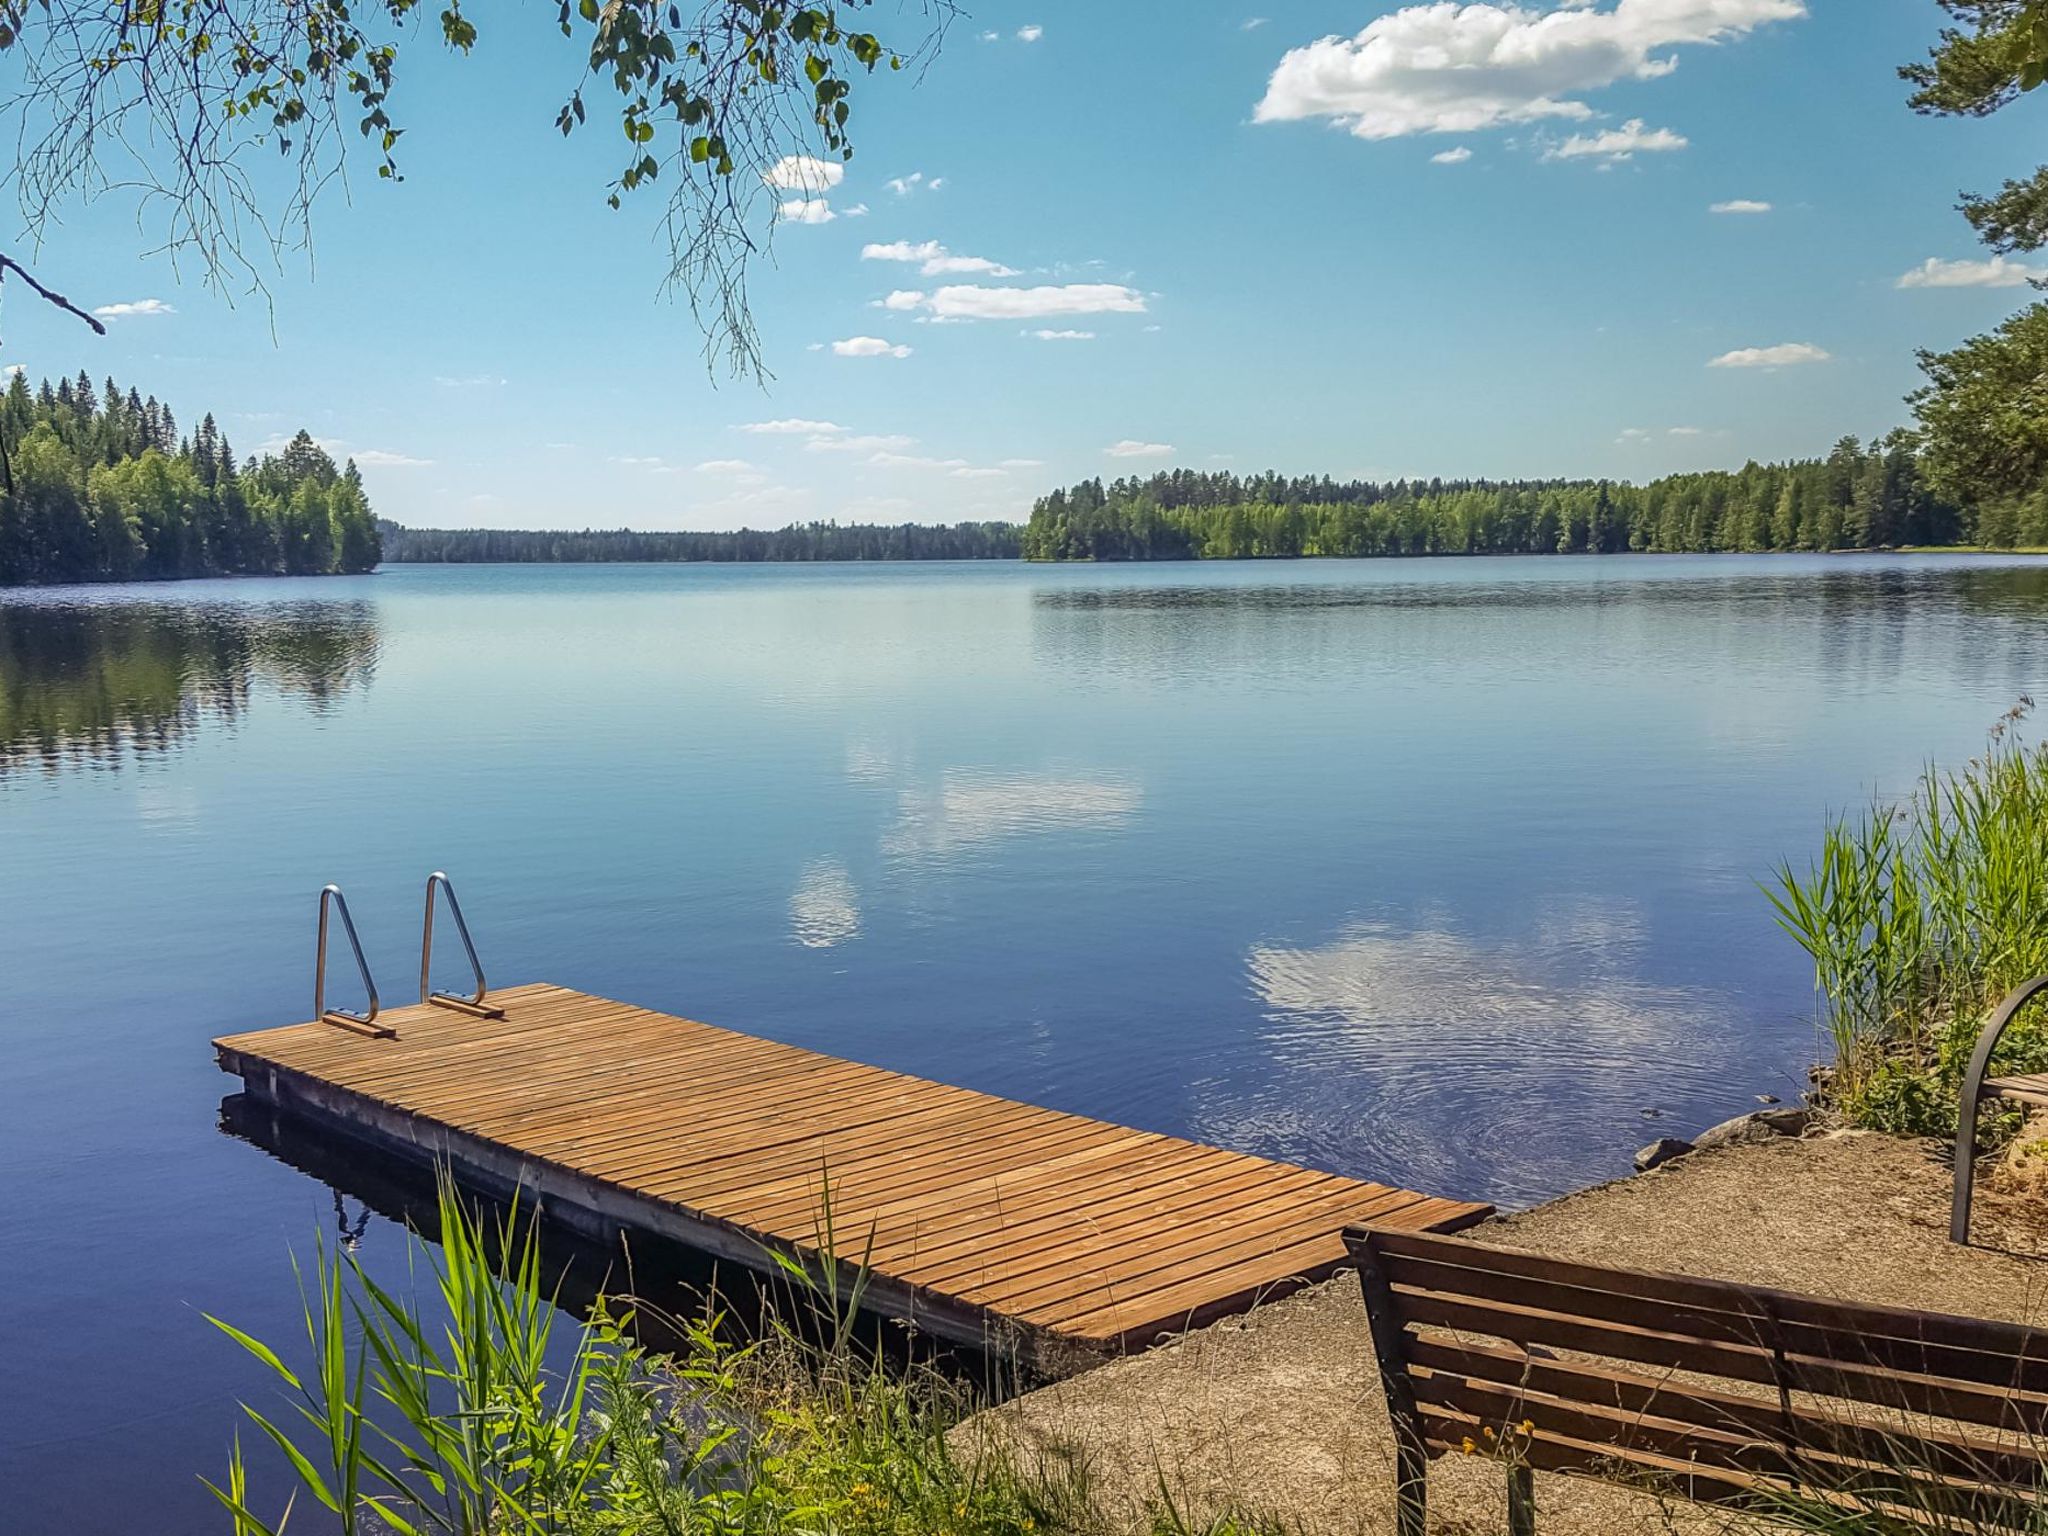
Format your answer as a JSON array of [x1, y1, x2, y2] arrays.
[[973, 1131, 2048, 1535]]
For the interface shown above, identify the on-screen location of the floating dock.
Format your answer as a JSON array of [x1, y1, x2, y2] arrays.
[[215, 983, 1491, 1359]]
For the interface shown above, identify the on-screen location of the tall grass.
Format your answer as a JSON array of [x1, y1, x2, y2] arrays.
[[1770, 702, 2048, 1136], [205, 1172, 1290, 1536]]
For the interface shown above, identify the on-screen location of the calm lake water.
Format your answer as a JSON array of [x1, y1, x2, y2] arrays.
[[6, 553, 2048, 1530]]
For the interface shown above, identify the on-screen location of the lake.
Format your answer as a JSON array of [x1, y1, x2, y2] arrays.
[[5, 552, 2047, 1531]]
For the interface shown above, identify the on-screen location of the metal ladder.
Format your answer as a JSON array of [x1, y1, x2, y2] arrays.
[[420, 871, 503, 1018], [315, 884, 389, 1036], [314, 872, 500, 1034]]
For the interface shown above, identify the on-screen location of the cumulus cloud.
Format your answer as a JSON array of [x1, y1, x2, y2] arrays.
[[738, 418, 847, 435], [1710, 198, 1771, 213], [1016, 23, 1043, 41], [1029, 328, 1096, 340], [351, 448, 433, 467], [1897, 255, 2043, 289], [885, 171, 939, 196], [879, 289, 925, 311], [861, 239, 1017, 277], [92, 298, 175, 319], [1707, 341, 1830, 369], [842, 202, 870, 217], [868, 451, 966, 469], [1667, 425, 1705, 436], [832, 336, 913, 358], [1431, 145, 1473, 164], [1545, 117, 1687, 162], [694, 458, 759, 474], [761, 154, 844, 192], [894, 283, 1146, 321], [777, 198, 836, 224], [952, 466, 1010, 479], [1253, 0, 1804, 141], [1106, 439, 1174, 458], [806, 432, 918, 453], [999, 457, 1046, 468]]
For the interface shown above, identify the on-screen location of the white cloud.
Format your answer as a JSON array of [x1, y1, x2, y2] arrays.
[[1710, 198, 1771, 214], [862, 239, 1016, 277], [1545, 117, 1687, 162], [806, 432, 917, 453], [867, 451, 966, 469], [885, 172, 930, 196], [1243, 16, 1269, 29], [1707, 341, 1830, 369], [761, 155, 844, 193], [913, 283, 1147, 321], [92, 298, 175, 319], [432, 373, 507, 388], [952, 466, 1010, 479], [880, 289, 925, 311], [998, 457, 1046, 469], [1616, 427, 1651, 444], [884, 770, 1141, 860], [1106, 439, 1174, 458], [694, 458, 759, 474], [777, 198, 836, 224], [979, 28, 999, 41], [1897, 255, 2043, 289], [738, 418, 847, 435], [1254, 0, 1803, 141], [351, 448, 433, 467], [1017, 23, 1043, 41], [832, 336, 913, 358], [842, 202, 870, 217], [1431, 145, 1473, 164], [1668, 425, 1705, 436], [4, 364, 24, 379], [1028, 328, 1096, 340]]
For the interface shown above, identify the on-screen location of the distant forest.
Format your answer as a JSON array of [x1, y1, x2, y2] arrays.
[[0, 374, 380, 585], [379, 520, 1022, 563], [1020, 438, 1963, 561]]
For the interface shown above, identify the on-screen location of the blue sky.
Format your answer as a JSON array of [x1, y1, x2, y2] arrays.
[[6, 0, 2046, 530]]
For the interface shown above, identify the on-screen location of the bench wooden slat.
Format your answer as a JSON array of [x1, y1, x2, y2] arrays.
[[1382, 1248, 2048, 1394], [1368, 1226, 2048, 1365], [1407, 1334, 2047, 1489]]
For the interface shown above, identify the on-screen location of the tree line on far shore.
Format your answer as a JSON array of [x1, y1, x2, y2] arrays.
[[378, 520, 1023, 563], [0, 374, 380, 585], [1019, 439, 1966, 562]]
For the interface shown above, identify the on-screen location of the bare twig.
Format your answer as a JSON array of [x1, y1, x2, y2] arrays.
[[0, 252, 107, 334]]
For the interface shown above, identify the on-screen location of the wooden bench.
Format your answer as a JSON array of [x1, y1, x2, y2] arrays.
[[1955, 975, 2048, 1244], [1347, 1225, 2048, 1535]]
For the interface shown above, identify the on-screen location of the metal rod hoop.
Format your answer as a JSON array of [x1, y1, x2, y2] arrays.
[[421, 871, 488, 1007], [316, 884, 381, 1028]]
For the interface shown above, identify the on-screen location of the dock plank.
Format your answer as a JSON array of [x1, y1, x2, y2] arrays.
[[214, 983, 1490, 1356]]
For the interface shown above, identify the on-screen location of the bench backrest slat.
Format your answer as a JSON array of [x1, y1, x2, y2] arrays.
[[1348, 1225, 2048, 1531]]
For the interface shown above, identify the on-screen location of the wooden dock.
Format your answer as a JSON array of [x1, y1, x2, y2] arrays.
[[215, 983, 1490, 1358]]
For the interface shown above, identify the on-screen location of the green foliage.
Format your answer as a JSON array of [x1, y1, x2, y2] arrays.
[[0, 375, 379, 585], [1912, 304, 2048, 528], [210, 1172, 1199, 1536], [1770, 706, 2048, 1136], [1019, 443, 1961, 563], [1904, 3, 2048, 261]]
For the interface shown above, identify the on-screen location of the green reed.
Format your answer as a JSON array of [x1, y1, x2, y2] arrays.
[[1770, 703, 2048, 1135], [202, 1171, 1282, 1536]]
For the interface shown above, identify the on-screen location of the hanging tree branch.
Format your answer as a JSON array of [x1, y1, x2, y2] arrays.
[[0, 253, 108, 336]]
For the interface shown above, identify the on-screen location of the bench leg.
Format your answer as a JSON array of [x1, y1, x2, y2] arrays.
[[1953, 1078, 1983, 1246], [1393, 1428, 1427, 1536], [1507, 1463, 1536, 1536]]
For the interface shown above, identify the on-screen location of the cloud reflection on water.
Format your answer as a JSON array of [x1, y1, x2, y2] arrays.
[[881, 769, 1141, 859], [1200, 901, 1752, 1208], [789, 857, 862, 948]]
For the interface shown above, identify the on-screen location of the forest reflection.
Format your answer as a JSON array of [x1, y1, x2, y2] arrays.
[[0, 597, 380, 773]]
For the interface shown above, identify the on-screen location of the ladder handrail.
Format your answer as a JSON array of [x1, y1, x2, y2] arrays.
[[315, 884, 382, 1030], [421, 870, 489, 1009]]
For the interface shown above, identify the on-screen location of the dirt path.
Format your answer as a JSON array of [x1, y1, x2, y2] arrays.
[[976, 1131, 2048, 1535]]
